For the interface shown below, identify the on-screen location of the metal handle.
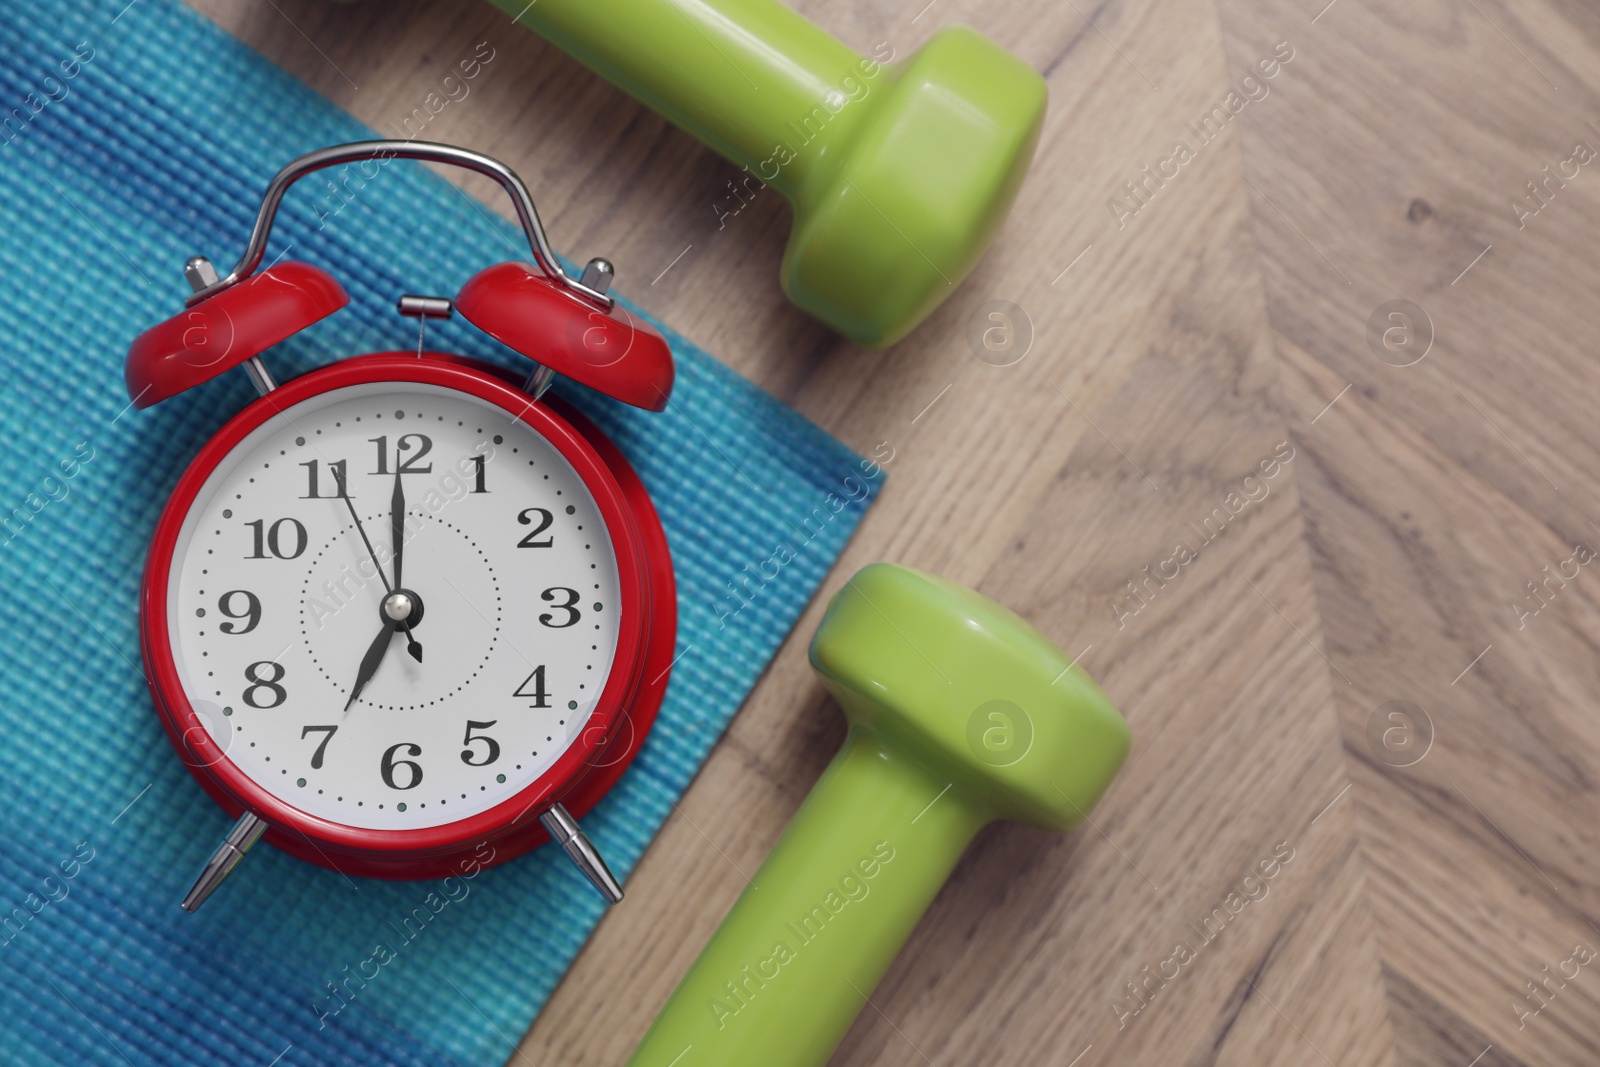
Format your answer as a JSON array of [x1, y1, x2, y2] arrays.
[[185, 140, 613, 310]]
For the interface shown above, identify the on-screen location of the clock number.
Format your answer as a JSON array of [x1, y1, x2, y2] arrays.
[[216, 590, 261, 635], [300, 725, 338, 769], [245, 517, 307, 560], [539, 587, 582, 628], [517, 508, 554, 548], [380, 742, 423, 790], [242, 661, 286, 709], [369, 434, 433, 475], [471, 453, 488, 494], [299, 459, 349, 499], [513, 665, 551, 707], [397, 434, 434, 474], [460, 720, 501, 767]]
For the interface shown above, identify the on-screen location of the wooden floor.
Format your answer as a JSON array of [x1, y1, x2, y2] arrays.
[[192, 0, 1600, 1062]]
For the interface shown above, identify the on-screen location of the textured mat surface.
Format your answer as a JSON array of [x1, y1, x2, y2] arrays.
[[0, 3, 881, 1064]]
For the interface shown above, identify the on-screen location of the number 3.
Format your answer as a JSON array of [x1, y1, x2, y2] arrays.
[[539, 587, 581, 628]]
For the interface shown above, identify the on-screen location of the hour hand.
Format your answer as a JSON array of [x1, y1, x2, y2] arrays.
[[344, 622, 394, 711]]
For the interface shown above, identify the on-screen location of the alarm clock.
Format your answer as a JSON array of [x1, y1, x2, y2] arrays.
[[124, 142, 677, 911]]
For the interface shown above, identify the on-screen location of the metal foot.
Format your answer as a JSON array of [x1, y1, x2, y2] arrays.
[[540, 803, 623, 904], [181, 811, 267, 912]]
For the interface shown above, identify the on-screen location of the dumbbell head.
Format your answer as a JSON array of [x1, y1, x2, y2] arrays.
[[783, 28, 1047, 347], [809, 562, 1128, 828], [479, 0, 1046, 346], [631, 564, 1129, 1065]]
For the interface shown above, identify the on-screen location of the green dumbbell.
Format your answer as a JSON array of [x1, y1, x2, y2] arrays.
[[483, 0, 1046, 347], [628, 564, 1130, 1066]]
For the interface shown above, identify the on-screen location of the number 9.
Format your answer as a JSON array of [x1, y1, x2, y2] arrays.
[[217, 589, 261, 635]]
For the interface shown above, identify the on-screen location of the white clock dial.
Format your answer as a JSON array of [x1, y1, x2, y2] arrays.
[[165, 381, 624, 830]]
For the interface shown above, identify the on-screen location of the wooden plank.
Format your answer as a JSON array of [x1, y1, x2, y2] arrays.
[[173, 0, 1521, 1061], [1210, 0, 1600, 1059]]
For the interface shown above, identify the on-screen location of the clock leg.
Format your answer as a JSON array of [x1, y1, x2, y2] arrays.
[[539, 803, 624, 904], [183, 255, 277, 397], [180, 811, 268, 912], [241, 357, 277, 396]]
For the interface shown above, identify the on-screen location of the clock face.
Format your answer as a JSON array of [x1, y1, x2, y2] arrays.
[[163, 380, 625, 831]]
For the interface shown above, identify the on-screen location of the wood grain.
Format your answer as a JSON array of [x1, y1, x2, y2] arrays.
[[183, 0, 1600, 1061]]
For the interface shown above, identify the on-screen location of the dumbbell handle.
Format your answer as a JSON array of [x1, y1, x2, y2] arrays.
[[486, 0, 873, 199], [628, 730, 987, 1066]]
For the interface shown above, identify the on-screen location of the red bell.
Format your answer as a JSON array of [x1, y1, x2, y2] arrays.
[[456, 262, 674, 412], [125, 262, 348, 408]]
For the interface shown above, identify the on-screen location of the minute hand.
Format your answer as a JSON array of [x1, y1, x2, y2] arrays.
[[391, 469, 405, 592], [337, 472, 422, 663]]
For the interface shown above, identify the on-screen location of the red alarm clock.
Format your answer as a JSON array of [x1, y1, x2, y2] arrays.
[[124, 142, 676, 911]]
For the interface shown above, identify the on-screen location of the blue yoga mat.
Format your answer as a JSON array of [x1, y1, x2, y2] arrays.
[[0, 3, 883, 1064]]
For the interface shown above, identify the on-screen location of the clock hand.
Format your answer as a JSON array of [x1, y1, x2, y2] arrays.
[[344, 620, 395, 712], [335, 468, 423, 662], [390, 469, 405, 593]]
